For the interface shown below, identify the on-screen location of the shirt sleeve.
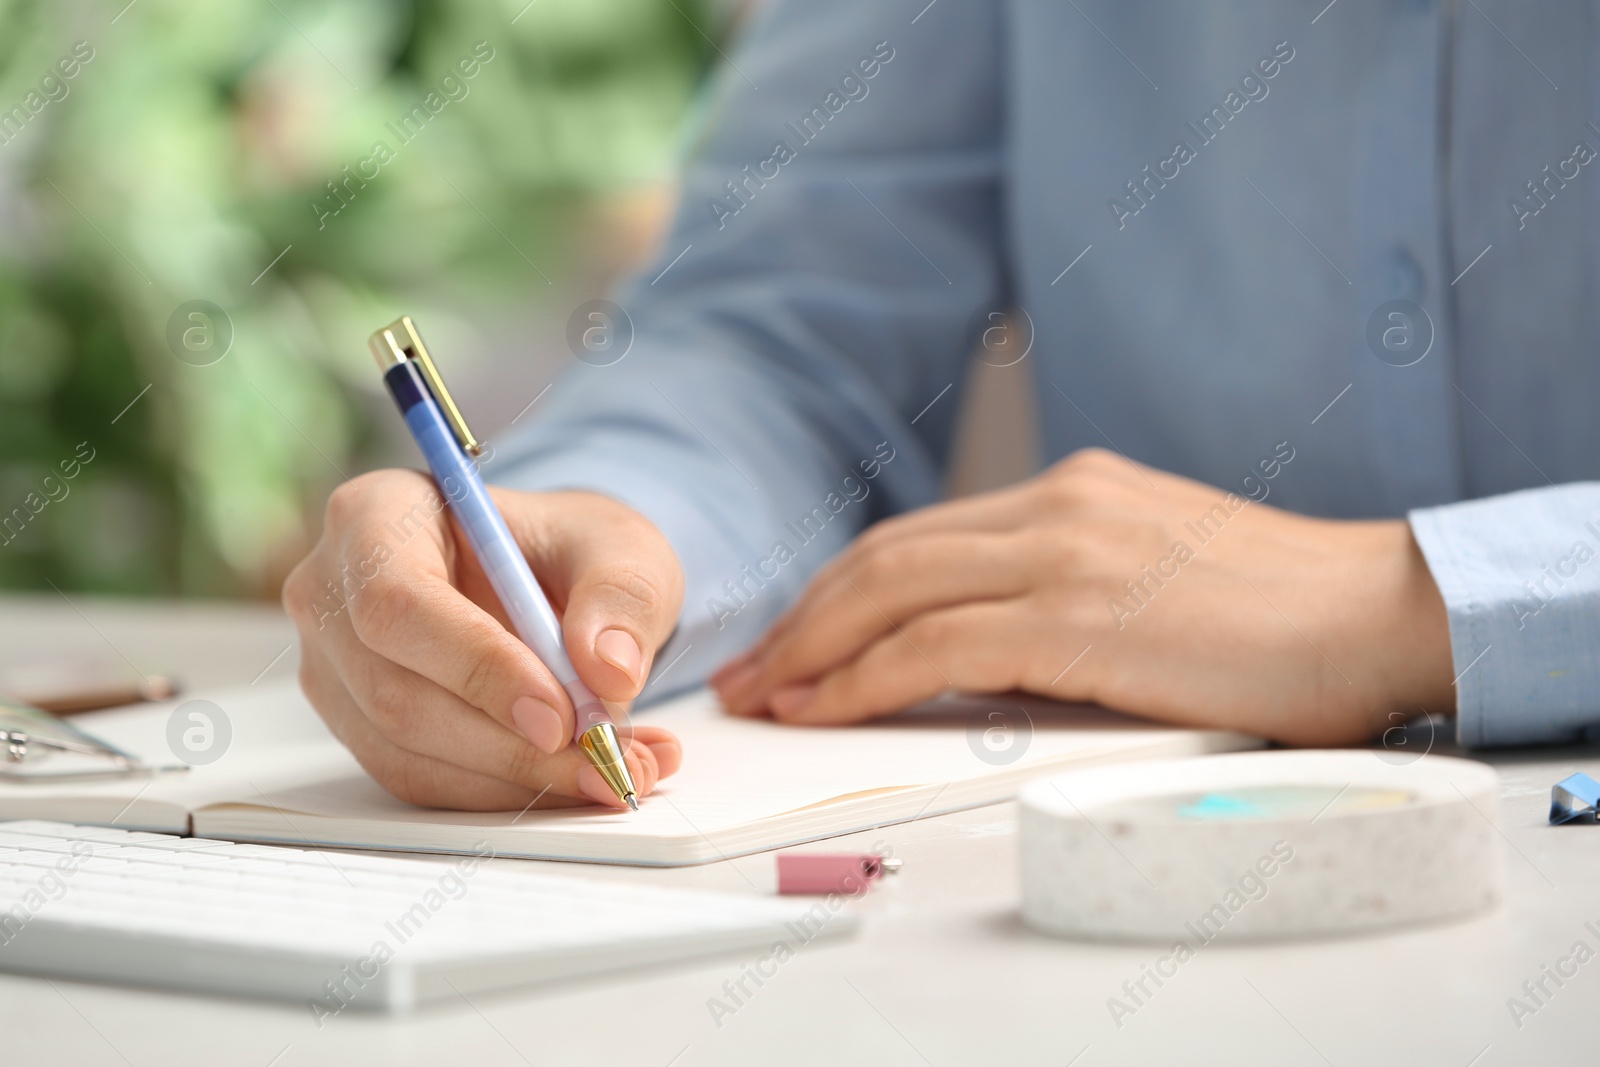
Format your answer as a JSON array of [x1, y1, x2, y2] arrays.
[[485, 0, 1005, 698], [1408, 483, 1600, 747]]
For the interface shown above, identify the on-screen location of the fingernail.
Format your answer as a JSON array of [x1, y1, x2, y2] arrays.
[[770, 683, 816, 717], [511, 696, 564, 754], [595, 628, 643, 685], [577, 765, 629, 808]]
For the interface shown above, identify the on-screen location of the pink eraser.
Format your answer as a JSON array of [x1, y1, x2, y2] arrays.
[[776, 852, 885, 896]]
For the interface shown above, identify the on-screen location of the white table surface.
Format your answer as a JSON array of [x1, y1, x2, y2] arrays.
[[0, 596, 1596, 1066]]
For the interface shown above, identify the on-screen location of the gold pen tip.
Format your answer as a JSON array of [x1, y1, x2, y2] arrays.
[[625, 794, 639, 812]]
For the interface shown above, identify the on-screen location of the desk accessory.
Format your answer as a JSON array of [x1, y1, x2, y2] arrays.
[[1550, 771, 1600, 824], [776, 851, 901, 895], [0, 819, 845, 1011], [1020, 750, 1503, 941], [0, 658, 179, 714], [0, 699, 182, 783]]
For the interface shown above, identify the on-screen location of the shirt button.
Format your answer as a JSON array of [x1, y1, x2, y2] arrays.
[[1386, 247, 1425, 302]]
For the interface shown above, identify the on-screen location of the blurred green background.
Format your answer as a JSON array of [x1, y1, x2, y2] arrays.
[[0, 0, 730, 599]]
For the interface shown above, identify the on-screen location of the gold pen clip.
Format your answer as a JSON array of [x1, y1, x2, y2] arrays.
[[368, 315, 483, 456]]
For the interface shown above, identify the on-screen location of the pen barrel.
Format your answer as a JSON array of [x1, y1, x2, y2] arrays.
[[384, 361, 581, 693]]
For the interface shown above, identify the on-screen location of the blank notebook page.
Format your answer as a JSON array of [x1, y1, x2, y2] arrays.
[[185, 687, 1254, 864]]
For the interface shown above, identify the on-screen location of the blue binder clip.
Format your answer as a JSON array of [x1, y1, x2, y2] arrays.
[[1550, 772, 1600, 824]]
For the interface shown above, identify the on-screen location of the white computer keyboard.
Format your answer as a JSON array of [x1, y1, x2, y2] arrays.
[[0, 821, 855, 1013]]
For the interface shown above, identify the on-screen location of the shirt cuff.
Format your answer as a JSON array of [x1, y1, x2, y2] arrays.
[[1409, 483, 1600, 747]]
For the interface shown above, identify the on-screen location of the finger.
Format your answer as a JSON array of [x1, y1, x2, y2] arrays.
[[321, 610, 671, 807], [298, 643, 581, 812], [330, 491, 577, 755], [622, 724, 683, 779], [499, 491, 685, 704], [709, 649, 758, 690], [323, 616, 591, 794], [728, 452, 1149, 676], [720, 532, 1029, 714], [293, 546, 672, 813], [768, 601, 1033, 725], [641, 731, 683, 779], [629, 739, 661, 795], [729, 490, 1043, 673], [844, 481, 1039, 553]]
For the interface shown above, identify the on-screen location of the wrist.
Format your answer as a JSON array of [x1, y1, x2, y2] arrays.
[[1372, 520, 1456, 721]]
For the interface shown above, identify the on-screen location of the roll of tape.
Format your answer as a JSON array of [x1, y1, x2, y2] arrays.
[[1020, 750, 1503, 941]]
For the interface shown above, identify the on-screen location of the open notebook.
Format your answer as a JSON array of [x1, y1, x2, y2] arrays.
[[0, 680, 1255, 866]]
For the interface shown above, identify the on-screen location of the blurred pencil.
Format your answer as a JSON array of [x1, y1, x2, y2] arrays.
[[7, 675, 180, 715]]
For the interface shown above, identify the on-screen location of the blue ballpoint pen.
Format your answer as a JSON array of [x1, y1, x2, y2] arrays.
[[369, 316, 638, 811]]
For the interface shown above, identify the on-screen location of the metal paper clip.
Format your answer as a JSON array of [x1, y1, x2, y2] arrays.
[[1549, 772, 1600, 824], [0, 699, 180, 783], [2, 729, 134, 765]]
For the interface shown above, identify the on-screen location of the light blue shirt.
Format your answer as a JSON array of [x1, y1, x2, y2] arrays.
[[491, 0, 1600, 747]]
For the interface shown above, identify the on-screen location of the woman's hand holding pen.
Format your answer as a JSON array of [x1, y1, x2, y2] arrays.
[[713, 448, 1456, 746], [283, 470, 686, 811]]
